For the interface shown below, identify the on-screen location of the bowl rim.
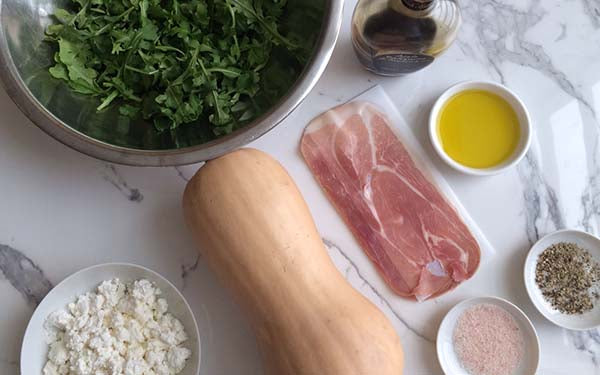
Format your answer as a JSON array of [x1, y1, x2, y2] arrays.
[[428, 80, 533, 176], [523, 228, 600, 330], [0, 0, 343, 166], [20, 262, 201, 374], [436, 295, 540, 375]]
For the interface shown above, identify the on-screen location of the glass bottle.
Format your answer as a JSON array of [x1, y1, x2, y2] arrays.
[[351, 0, 461, 76]]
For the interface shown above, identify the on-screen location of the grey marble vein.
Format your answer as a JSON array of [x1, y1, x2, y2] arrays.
[[461, 0, 596, 117], [581, 138, 600, 235], [581, 173, 600, 234], [462, 1, 600, 362], [555, 23, 567, 42], [174, 166, 191, 182], [454, 38, 477, 63], [517, 153, 564, 244], [461, 0, 600, 243], [103, 164, 144, 202], [567, 329, 600, 368], [321, 237, 434, 344], [180, 254, 201, 289], [0, 244, 52, 306], [582, 0, 600, 29]]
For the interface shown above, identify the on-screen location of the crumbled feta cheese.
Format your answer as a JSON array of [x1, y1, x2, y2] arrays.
[[43, 278, 191, 375]]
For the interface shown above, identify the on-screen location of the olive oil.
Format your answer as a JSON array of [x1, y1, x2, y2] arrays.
[[351, 0, 461, 75], [437, 90, 520, 169]]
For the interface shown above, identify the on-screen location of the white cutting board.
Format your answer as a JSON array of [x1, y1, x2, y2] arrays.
[[299, 84, 500, 351]]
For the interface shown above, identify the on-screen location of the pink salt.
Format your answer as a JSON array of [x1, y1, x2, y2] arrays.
[[453, 303, 524, 375]]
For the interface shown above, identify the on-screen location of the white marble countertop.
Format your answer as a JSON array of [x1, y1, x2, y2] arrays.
[[2, 0, 600, 374]]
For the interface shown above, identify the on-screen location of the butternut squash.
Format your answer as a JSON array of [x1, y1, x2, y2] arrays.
[[183, 148, 404, 375]]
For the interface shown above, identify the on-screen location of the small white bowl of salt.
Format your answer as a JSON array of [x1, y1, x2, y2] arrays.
[[437, 296, 540, 375]]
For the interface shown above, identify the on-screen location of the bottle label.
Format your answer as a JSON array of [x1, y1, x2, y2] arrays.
[[401, 0, 435, 11], [373, 53, 435, 75]]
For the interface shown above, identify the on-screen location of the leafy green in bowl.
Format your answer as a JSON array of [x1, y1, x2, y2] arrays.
[[40, 0, 323, 149]]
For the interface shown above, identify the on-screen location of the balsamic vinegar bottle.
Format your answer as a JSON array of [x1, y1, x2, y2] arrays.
[[351, 0, 461, 75]]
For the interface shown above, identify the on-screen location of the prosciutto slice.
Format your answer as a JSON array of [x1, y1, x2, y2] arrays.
[[301, 101, 480, 300]]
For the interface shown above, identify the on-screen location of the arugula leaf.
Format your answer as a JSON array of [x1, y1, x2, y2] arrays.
[[49, 64, 69, 81], [45, 0, 318, 138]]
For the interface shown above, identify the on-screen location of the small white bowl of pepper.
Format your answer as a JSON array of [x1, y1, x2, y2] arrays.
[[524, 229, 600, 330]]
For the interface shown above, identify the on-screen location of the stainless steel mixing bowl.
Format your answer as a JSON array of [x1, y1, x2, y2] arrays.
[[0, 0, 342, 166]]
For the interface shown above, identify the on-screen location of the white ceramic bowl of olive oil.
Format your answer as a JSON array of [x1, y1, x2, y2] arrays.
[[429, 81, 532, 176]]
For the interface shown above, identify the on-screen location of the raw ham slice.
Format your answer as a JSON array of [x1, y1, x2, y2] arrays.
[[301, 101, 480, 300]]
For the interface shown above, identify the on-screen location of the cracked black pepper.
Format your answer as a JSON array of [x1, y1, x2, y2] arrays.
[[535, 242, 600, 315]]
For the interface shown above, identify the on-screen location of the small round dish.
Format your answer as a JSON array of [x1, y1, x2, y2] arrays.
[[524, 229, 600, 330], [429, 81, 532, 176], [437, 296, 540, 375], [21, 263, 201, 375]]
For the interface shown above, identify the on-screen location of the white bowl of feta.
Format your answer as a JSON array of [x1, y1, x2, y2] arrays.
[[21, 263, 201, 375]]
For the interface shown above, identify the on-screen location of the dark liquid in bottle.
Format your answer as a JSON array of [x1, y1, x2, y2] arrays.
[[354, 8, 437, 75], [363, 9, 437, 51], [352, 0, 461, 76]]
